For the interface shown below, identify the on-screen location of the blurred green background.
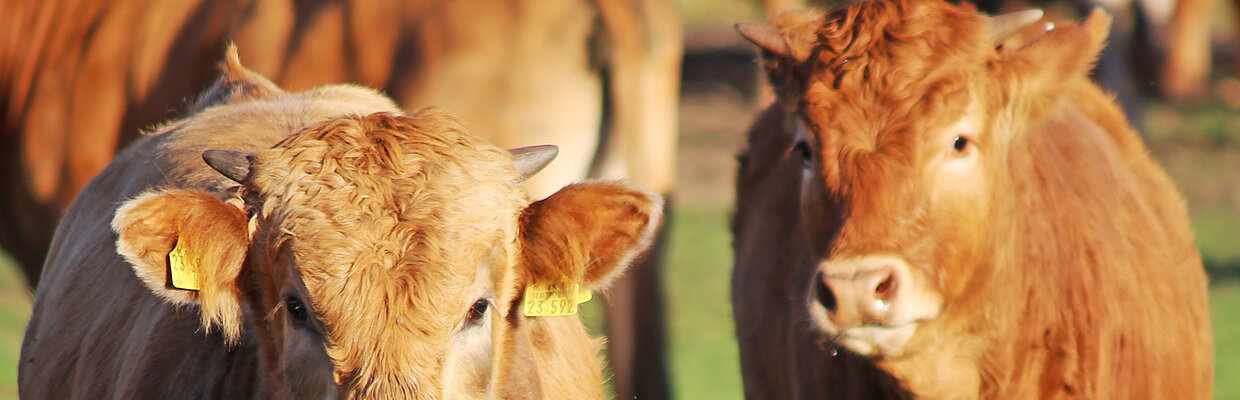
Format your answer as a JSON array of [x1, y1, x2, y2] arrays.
[[2, 0, 1239, 398]]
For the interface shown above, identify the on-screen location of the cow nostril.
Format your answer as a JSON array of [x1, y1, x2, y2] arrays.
[[815, 271, 837, 312], [874, 273, 895, 301]]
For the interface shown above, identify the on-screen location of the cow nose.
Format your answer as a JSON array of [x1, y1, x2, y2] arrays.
[[818, 260, 901, 326]]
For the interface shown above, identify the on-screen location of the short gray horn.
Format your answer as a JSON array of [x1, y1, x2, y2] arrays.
[[736, 23, 791, 58], [987, 9, 1044, 44], [202, 149, 255, 183], [509, 145, 558, 183]]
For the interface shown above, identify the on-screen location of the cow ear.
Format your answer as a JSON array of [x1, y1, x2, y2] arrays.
[[112, 189, 250, 342], [998, 9, 1111, 95], [190, 43, 285, 112], [518, 182, 662, 291]]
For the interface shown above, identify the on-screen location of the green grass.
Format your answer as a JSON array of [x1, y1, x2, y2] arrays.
[[664, 207, 742, 400], [0, 253, 30, 400], [1213, 281, 1240, 400], [1193, 207, 1240, 276]]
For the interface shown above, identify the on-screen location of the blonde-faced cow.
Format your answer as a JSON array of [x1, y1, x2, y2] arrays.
[[3, 4, 679, 395], [18, 49, 660, 399], [733, 1, 1213, 398]]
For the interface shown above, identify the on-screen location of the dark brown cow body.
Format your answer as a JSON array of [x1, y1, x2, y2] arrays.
[[734, 1, 1212, 399], [20, 52, 661, 399], [1, 1, 679, 396]]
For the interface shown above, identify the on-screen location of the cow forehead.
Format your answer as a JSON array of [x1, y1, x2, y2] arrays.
[[249, 110, 524, 295], [249, 110, 524, 252], [802, 0, 994, 176], [810, 0, 991, 82], [244, 112, 525, 388], [805, 1, 990, 121]]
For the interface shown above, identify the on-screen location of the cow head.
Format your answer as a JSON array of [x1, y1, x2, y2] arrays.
[[740, 0, 1117, 396], [111, 48, 660, 399]]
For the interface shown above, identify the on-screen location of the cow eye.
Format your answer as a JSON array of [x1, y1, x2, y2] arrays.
[[793, 140, 813, 168], [466, 299, 489, 322], [951, 136, 971, 155], [285, 296, 309, 324]]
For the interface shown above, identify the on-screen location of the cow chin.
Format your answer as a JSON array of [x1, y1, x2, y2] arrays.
[[808, 300, 925, 357], [807, 255, 944, 358], [838, 324, 919, 356]]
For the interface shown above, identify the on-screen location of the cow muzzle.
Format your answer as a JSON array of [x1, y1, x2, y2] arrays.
[[808, 255, 943, 357]]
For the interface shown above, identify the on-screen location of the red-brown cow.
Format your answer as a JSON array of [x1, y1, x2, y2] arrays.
[[1, 1, 680, 396], [734, 1, 1213, 398], [19, 49, 662, 400]]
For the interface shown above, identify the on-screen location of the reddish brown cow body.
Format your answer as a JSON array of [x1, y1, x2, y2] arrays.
[[734, 1, 1212, 399], [19, 52, 662, 400], [1, 1, 679, 396]]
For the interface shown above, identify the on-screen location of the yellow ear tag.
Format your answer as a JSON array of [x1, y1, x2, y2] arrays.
[[523, 282, 591, 317], [167, 237, 201, 291]]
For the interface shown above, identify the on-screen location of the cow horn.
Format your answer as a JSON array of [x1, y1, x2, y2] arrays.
[[202, 149, 255, 183], [987, 9, 1044, 44], [509, 145, 558, 183], [736, 23, 792, 58]]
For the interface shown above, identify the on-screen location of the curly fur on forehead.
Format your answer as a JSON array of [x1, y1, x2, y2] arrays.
[[245, 110, 525, 398], [809, 0, 989, 97], [802, 0, 993, 193]]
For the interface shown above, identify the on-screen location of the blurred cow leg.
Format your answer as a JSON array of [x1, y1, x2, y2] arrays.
[[1234, 0, 1240, 81], [604, 203, 671, 400], [1161, 0, 1214, 99], [592, 0, 681, 397], [0, 192, 53, 288]]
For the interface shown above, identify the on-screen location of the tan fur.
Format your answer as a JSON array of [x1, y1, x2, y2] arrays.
[[112, 189, 249, 342], [735, 1, 1213, 399], [491, 182, 662, 400], [517, 182, 663, 291], [22, 55, 660, 399]]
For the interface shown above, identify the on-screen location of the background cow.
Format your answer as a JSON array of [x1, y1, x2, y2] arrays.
[[0, 1, 680, 396], [20, 50, 662, 399], [733, 0, 1212, 398]]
